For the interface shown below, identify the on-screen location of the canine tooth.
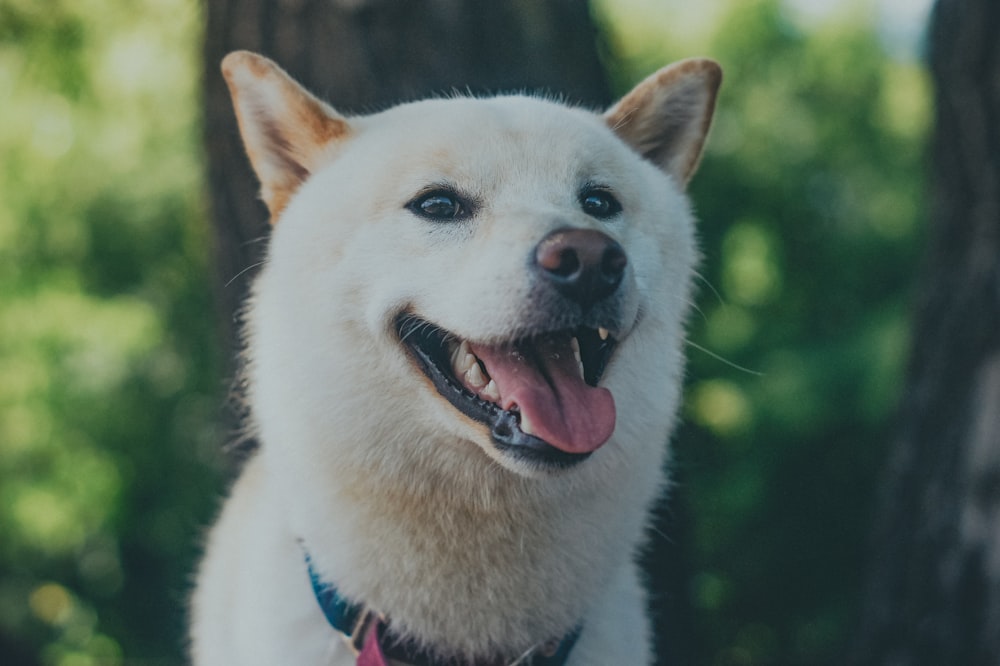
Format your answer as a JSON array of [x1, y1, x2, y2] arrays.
[[465, 362, 487, 389], [571, 337, 581, 364], [519, 412, 535, 436], [450, 340, 464, 365], [481, 379, 500, 402], [598, 327, 609, 341]]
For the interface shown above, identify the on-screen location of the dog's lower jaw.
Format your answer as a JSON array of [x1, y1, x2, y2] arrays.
[[396, 314, 621, 472]]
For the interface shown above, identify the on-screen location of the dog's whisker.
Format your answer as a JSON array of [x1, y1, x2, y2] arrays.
[[225, 261, 266, 288], [693, 270, 726, 308], [685, 340, 764, 376], [241, 234, 271, 248], [686, 298, 709, 324]]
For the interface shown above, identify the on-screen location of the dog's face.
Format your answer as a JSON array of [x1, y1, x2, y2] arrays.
[[223, 52, 720, 479]]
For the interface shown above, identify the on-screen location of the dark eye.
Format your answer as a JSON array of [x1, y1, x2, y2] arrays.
[[408, 189, 470, 221], [580, 188, 622, 219]]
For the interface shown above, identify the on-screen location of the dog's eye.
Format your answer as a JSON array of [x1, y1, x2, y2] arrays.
[[408, 190, 470, 221], [580, 188, 622, 219]]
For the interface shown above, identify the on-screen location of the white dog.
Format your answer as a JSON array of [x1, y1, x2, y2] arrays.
[[189, 50, 720, 666]]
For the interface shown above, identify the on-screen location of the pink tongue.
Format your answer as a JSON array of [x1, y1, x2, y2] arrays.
[[469, 339, 616, 454]]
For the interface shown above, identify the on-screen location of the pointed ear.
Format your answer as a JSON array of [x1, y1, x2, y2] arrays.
[[604, 59, 722, 188], [221, 51, 351, 221]]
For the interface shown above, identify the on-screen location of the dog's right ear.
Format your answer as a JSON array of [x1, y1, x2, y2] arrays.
[[604, 59, 722, 188], [221, 51, 351, 221]]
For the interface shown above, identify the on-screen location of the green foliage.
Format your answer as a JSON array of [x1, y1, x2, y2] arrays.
[[0, 0, 929, 664], [601, 0, 929, 663], [0, 0, 223, 664]]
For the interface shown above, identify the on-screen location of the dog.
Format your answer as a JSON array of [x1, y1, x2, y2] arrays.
[[189, 50, 721, 666]]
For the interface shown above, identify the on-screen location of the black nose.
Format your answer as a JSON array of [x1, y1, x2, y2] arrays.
[[534, 228, 627, 309]]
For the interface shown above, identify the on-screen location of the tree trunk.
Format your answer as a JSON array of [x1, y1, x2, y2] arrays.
[[849, 0, 1000, 663], [202, 0, 611, 351]]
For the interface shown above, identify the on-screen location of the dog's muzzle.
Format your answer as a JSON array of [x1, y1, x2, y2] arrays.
[[395, 227, 630, 471]]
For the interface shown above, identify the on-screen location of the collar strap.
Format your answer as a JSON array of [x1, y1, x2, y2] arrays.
[[305, 554, 581, 666]]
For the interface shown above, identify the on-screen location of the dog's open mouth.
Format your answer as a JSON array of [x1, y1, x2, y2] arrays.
[[396, 314, 618, 468]]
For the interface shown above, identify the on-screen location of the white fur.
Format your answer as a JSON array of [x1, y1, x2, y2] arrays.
[[190, 52, 720, 666]]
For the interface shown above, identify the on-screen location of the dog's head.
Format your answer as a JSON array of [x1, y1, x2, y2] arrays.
[[223, 52, 720, 479]]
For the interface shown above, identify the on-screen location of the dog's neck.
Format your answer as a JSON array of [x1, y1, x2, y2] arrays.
[[270, 431, 640, 662], [304, 549, 581, 666]]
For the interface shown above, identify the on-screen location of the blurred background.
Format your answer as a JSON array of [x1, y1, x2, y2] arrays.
[[2, 0, 997, 664]]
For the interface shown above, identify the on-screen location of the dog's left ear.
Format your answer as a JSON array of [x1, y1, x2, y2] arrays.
[[221, 51, 351, 221], [604, 59, 722, 188]]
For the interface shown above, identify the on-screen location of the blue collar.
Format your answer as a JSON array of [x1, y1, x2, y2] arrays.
[[305, 554, 581, 666]]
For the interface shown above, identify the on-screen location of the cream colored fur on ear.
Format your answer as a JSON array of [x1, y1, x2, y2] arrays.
[[604, 58, 721, 187], [221, 51, 351, 219]]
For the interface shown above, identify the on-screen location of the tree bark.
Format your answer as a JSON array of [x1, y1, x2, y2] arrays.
[[202, 0, 612, 351], [849, 0, 1000, 663]]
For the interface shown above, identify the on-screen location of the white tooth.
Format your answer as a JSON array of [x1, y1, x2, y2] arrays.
[[481, 379, 500, 402], [452, 347, 476, 377], [519, 412, 535, 436], [465, 362, 487, 389], [578, 360, 586, 380], [450, 340, 467, 369], [571, 337, 581, 364], [598, 327, 609, 341]]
